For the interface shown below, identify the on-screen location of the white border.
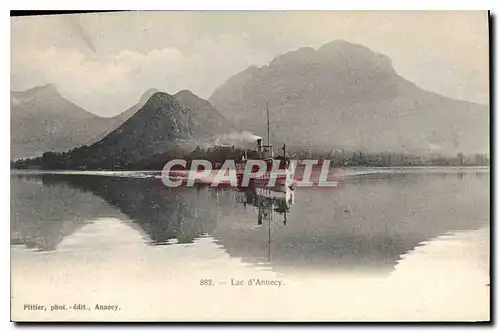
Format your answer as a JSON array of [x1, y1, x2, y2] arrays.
[[4, 1, 497, 10], [2, 1, 498, 331]]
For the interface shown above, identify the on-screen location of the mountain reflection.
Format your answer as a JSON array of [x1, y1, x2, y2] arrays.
[[11, 172, 489, 274], [11, 174, 115, 250], [33, 174, 221, 245], [11, 174, 293, 249]]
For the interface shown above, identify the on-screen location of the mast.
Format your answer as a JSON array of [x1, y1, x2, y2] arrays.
[[268, 203, 272, 262], [266, 101, 270, 155]]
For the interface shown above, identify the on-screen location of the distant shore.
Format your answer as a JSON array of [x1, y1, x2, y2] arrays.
[[10, 166, 490, 179]]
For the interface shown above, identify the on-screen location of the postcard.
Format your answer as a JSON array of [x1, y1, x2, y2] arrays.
[[10, 10, 490, 322]]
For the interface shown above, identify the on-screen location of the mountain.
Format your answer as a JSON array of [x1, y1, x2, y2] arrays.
[[209, 40, 489, 155], [89, 92, 206, 165], [174, 89, 233, 136], [11, 84, 109, 160], [95, 88, 160, 140], [11, 86, 159, 160], [22, 91, 231, 169]]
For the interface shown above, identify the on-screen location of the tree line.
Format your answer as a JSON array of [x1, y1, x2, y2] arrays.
[[11, 145, 489, 170]]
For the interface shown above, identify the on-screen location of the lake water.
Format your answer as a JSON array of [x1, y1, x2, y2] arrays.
[[10, 169, 490, 321]]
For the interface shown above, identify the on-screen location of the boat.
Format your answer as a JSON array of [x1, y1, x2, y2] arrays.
[[158, 101, 336, 189], [234, 102, 295, 192]]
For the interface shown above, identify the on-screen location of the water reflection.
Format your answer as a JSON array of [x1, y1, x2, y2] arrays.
[[235, 186, 294, 225], [19, 174, 221, 246], [11, 171, 489, 274], [11, 175, 116, 251], [233, 186, 295, 262]]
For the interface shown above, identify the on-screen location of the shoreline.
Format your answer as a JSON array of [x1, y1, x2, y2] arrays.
[[10, 166, 490, 178]]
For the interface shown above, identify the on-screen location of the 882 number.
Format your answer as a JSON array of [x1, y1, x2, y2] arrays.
[[200, 279, 213, 286]]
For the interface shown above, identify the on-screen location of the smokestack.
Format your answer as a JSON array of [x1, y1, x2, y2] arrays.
[[257, 138, 262, 152]]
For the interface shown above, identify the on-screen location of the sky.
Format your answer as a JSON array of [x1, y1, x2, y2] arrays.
[[11, 11, 489, 117]]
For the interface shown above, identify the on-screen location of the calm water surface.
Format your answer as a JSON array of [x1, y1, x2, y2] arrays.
[[10, 169, 490, 321]]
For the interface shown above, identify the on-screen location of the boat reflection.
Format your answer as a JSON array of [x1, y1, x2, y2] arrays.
[[235, 186, 294, 226], [233, 185, 295, 262]]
